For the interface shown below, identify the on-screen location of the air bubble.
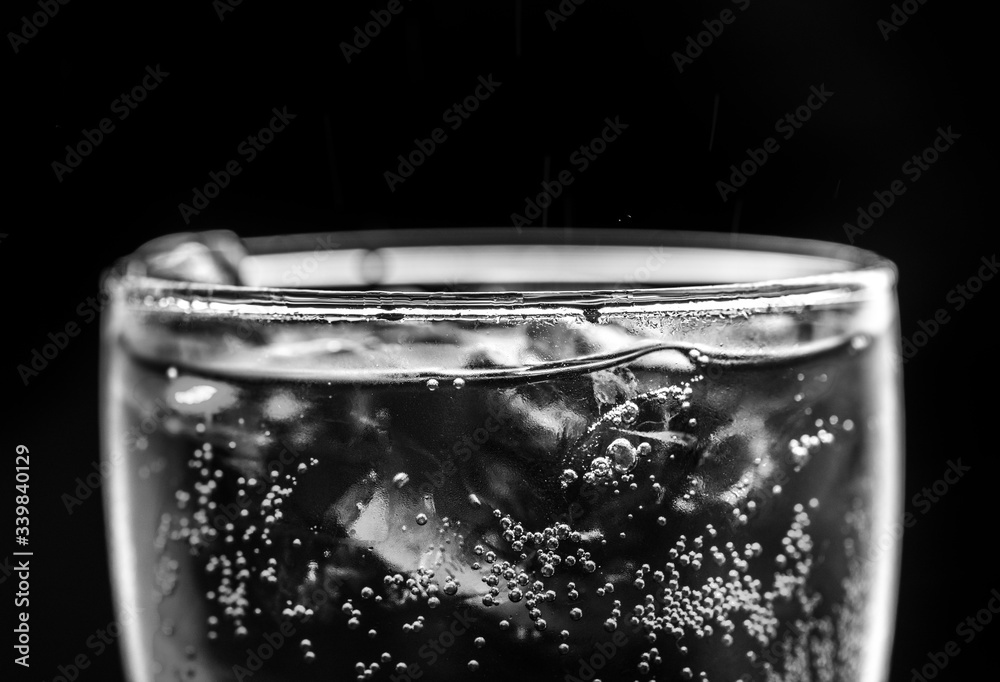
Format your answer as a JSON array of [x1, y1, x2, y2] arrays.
[[607, 438, 638, 473], [590, 457, 613, 480], [426, 379, 439, 391], [620, 401, 639, 424], [452, 378, 465, 390], [415, 514, 428, 526]]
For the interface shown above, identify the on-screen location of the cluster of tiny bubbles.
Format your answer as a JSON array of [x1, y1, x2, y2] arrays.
[[788, 422, 837, 471], [607, 399, 640, 427], [158, 352, 865, 679], [354, 651, 394, 681], [457, 396, 862, 679], [160, 422, 378, 664]]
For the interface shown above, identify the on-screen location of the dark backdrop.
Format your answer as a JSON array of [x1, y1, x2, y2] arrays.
[[5, 1, 996, 681]]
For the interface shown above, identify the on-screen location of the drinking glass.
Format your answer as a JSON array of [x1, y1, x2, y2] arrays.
[[100, 228, 902, 681]]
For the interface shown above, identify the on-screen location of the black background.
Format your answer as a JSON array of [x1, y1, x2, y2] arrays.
[[4, 1, 997, 681]]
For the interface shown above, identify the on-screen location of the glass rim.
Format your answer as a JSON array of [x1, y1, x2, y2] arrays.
[[108, 227, 897, 317]]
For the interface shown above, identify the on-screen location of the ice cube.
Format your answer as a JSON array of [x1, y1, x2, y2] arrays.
[[522, 319, 599, 362], [484, 380, 592, 463], [591, 367, 639, 409], [132, 230, 247, 285]]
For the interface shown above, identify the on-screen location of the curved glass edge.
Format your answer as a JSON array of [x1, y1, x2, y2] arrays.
[[104, 229, 898, 318]]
